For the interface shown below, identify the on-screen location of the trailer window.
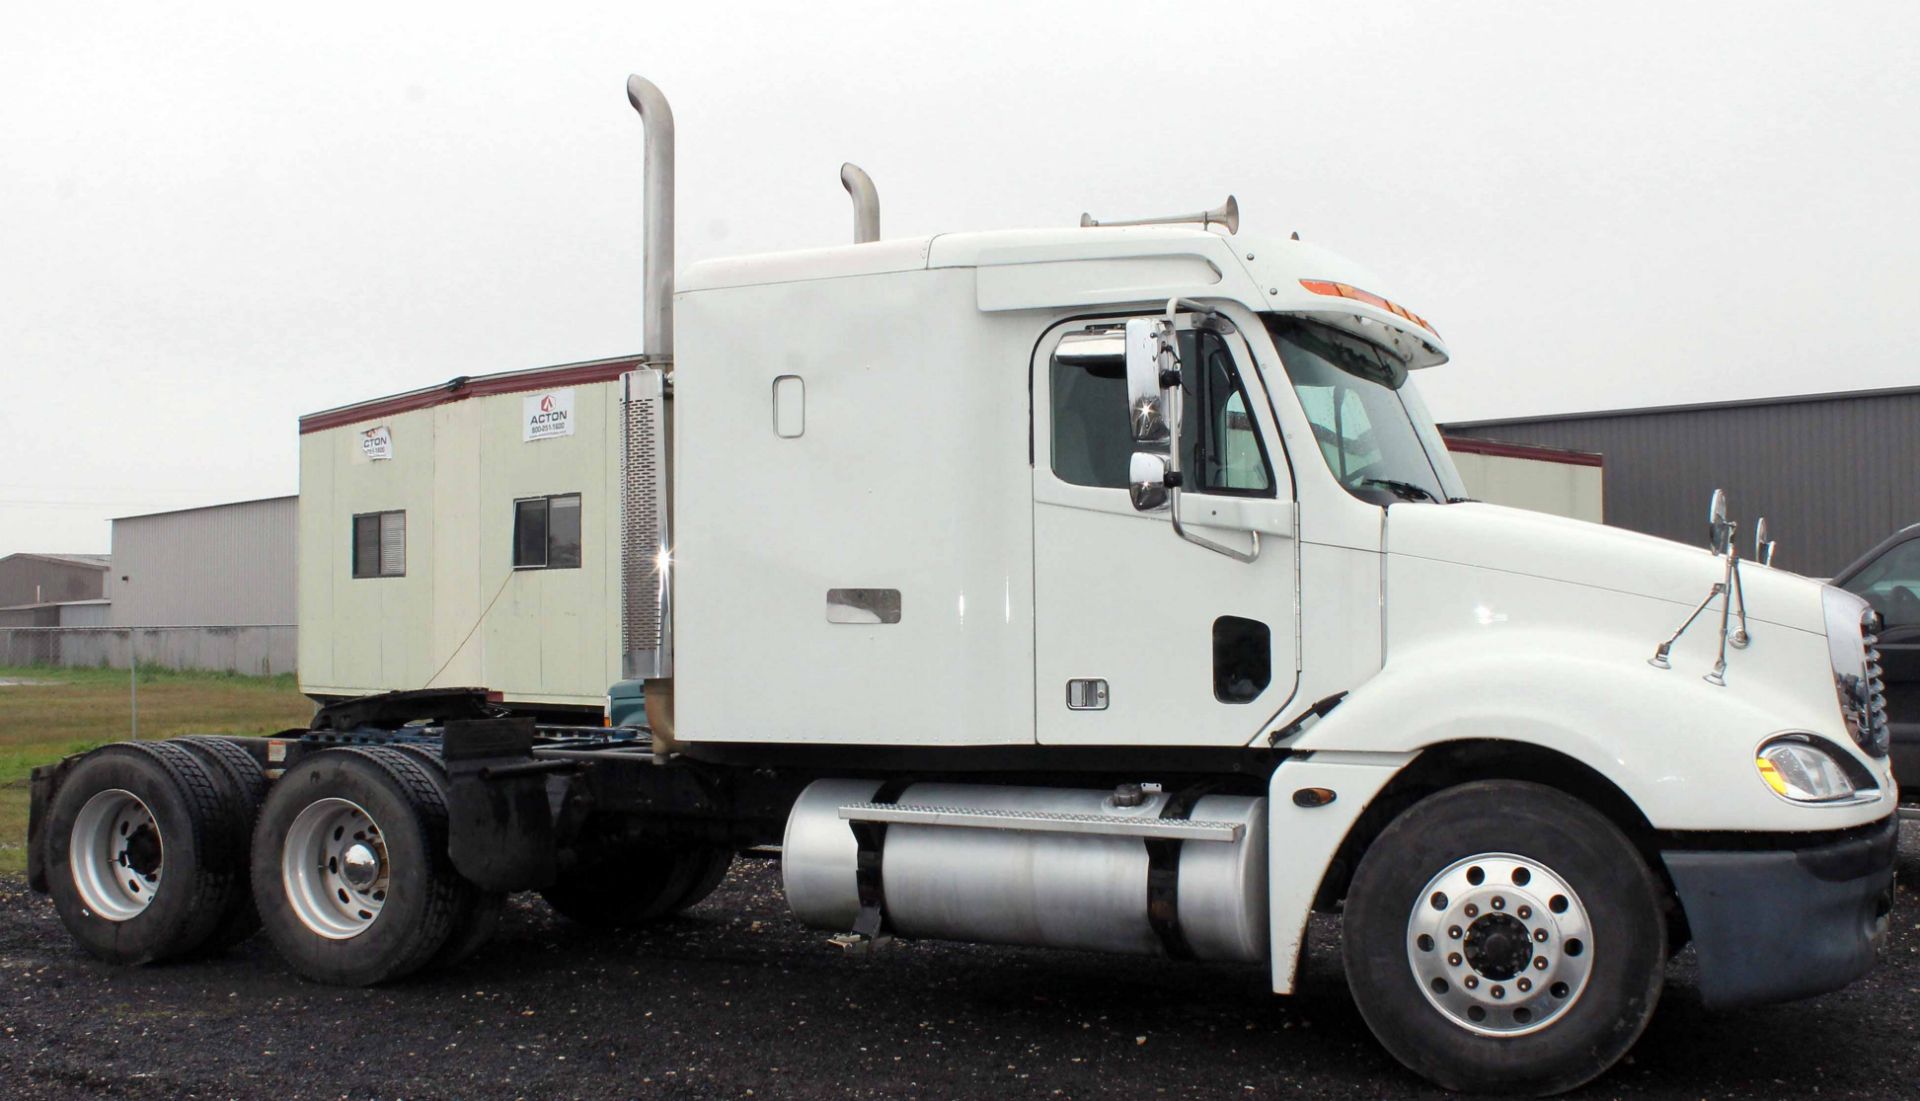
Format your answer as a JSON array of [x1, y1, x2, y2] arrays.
[[514, 494, 582, 570], [351, 511, 406, 578]]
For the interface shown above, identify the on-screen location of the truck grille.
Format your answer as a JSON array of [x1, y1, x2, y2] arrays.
[[1846, 609, 1891, 758]]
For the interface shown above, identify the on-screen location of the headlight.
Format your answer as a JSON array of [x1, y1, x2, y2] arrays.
[[1755, 739, 1859, 803]]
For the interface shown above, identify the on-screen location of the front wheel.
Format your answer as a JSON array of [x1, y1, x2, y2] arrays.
[[1342, 781, 1666, 1096]]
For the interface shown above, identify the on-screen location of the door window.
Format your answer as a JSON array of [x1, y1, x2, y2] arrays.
[[1180, 330, 1273, 496], [1048, 324, 1273, 496]]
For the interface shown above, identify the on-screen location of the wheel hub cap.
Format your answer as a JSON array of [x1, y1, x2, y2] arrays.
[[1463, 913, 1532, 980], [69, 789, 163, 922], [281, 798, 390, 940], [340, 842, 381, 890], [1405, 853, 1594, 1037]]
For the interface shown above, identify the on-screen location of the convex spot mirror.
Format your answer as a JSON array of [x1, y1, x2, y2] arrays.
[[1707, 488, 1733, 556], [1130, 452, 1170, 512], [1754, 516, 1776, 566]]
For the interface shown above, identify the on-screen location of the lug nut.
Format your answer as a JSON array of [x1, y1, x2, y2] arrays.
[[1491, 985, 1505, 999], [1517, 905, 1532, 920], [1448, 952, 1462, 967], [1448, 925, 1463, 940], [1464, 903, 1479, 918], [1533, 956, 1549, 970], [1491, 896, 1505, 911], [1464, 976, 1478, 989], [1517, 978, 1532, 992], [1533, 928, 1548, 942]]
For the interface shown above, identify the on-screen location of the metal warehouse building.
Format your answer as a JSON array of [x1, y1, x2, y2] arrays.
[[108, 495, 299, 674], [1444, 385, 1920, 577]]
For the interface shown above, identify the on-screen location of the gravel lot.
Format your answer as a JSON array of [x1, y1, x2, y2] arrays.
[[4, 840, 1920, 1101]]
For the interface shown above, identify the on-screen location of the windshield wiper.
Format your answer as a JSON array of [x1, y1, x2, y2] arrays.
[[1361, 478, 1437, 503]]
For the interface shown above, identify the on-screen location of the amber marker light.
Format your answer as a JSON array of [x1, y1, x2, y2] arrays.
[[1299, 279, 1439, 337]]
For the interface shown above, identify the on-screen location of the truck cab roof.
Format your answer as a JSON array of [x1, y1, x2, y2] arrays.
[[678, 225, 1450, 368]]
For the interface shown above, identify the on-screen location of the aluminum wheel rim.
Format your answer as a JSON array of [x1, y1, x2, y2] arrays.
[[1405, 852, 1594, 1037], [281, 797, 390, 940], [69, 788, 163, 921]]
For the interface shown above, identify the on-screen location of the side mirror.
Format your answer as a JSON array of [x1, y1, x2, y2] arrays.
[[1129, 452, 1170, 512], [1124, 318, 1175, 445], [1754, 516, 1775, 566], [1707, 488, 1733, 556]]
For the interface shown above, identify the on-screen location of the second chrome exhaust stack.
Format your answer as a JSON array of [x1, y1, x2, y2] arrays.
[[840, 162, 880, 243]]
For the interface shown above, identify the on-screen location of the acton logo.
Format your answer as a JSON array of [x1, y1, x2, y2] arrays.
[[523, 389, 576, 441]]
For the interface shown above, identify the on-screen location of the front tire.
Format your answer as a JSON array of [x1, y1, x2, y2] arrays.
[[1341, 781, 1666, 1096], [250, 747, 464, 985]]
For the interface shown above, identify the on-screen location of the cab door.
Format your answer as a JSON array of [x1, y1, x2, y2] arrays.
[[1032, 313, 1299, 746]]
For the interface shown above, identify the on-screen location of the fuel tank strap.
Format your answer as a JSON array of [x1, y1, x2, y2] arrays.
[[1145, 784, 1216, 960], [849, 780, 912, 939]]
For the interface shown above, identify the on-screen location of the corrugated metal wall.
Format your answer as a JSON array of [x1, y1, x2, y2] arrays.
[[1445, 388, 1920, 577], [0, 555, 106, 606], [109, 496, 297, 626]]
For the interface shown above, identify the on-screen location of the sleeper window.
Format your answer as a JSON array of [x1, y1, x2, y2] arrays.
[[514, 494, 582, 569], [351, 511, 405, 578]]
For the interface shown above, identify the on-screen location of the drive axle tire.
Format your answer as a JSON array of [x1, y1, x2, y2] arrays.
[[43, 742, 248, 965], [1341, 781, 1666, 1096], [175, 736, 269, 951], [251, 747, 464, 985], [392, 743, 506, 969]]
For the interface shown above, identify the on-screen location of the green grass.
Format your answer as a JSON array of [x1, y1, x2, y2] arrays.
[[0, 664, 314, 877]]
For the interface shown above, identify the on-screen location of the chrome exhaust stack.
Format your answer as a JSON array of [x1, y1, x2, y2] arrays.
[[625, 74, 675, 363], [620, 75, 676, 725], [840, 162, 880, 243]]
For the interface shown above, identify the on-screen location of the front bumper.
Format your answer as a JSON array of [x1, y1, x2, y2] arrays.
[[1663, 812, 1897, 1008]]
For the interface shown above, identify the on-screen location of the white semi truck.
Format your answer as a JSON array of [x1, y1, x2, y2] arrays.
[[27, 76, 1897, 1095]]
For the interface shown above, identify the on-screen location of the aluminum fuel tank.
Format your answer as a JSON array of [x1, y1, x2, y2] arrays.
[[782, 779, 1268, 962]]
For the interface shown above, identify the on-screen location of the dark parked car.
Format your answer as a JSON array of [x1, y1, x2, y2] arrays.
[[1832, 523, 1920, 801]]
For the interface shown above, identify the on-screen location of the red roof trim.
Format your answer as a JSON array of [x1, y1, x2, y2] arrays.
[[298, 358, 643, 435], [1443, 435, 1604, 467]]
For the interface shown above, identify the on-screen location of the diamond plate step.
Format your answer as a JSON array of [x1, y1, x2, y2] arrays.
[[837, 802, 1242, 842]]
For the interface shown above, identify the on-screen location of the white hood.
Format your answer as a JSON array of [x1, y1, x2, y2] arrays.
[[1385, 502, 1827, 634]]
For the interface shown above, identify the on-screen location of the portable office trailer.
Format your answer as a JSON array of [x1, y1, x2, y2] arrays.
[[296, 357, 635, 714], [1442, 436, 1604, 522]]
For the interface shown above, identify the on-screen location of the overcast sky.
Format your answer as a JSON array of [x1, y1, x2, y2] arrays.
[[4, 1, 1916, 557]]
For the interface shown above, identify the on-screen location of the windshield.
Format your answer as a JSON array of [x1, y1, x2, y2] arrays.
[[1263, 316, 1467, 506]]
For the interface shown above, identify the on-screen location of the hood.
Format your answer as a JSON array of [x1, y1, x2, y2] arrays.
[[1385, 502, 1827, 634]]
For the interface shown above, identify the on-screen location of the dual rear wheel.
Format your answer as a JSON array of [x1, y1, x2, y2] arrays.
[[46, 740, 732, 985]]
